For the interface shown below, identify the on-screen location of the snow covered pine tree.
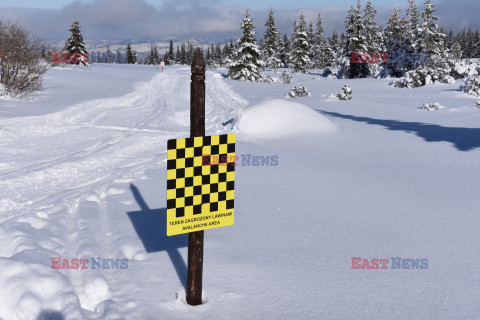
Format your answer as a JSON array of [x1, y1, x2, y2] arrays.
[[313, 13, 335, 69], [363, 0, 384, 76], [394, 0, 455, 88], [261, 7, 283, 71], [228, 9, 262, 81], [64, 19, 88, 65], [289, 12, 311, 73], [339, 1, 369, 78]]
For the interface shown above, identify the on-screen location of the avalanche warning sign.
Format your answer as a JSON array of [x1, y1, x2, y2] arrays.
[[166, 133, 235, 236]]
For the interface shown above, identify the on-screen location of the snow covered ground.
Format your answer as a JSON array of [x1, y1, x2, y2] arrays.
[[0, 64, 479, 319]]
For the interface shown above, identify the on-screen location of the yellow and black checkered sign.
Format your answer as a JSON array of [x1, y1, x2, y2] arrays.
[[166, 133, 235, 236]]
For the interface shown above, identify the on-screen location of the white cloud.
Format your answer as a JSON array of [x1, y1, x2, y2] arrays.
[[0, 0, 476, 45]]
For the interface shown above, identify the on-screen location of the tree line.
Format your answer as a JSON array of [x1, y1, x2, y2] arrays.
[[227, 0, 480, 82], [45, 0, 480, 76]]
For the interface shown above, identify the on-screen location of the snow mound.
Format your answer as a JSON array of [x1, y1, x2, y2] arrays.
[[237, 99, 337, 139]]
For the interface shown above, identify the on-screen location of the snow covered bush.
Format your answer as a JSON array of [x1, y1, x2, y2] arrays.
[[0, 20, 48, 96], [286, 85, 310, 98], [440, 75, 455, 84], [460, 77, 480, 97], [476, 100, 480, 109], [422, 102, 445, 111], [336, 85, 353, 100], [257, 75, 277, 83], [280, 71, 292, 84], [394, 68, 453, 88], [452, 60, 479, 79]]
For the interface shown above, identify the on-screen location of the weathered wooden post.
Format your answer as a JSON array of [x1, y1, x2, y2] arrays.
[[187, 48, 205, 306]]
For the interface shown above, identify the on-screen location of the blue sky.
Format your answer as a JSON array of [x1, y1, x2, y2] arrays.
[[0, 0, 415, 10]]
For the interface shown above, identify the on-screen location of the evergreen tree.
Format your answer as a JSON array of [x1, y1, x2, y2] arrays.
[[340, 32, 346, 49], [148, 46, 155, 65], [307, 21, 314, 43], [363, 0, 384, 75], [406, 0, 420, 53], [394, 0, 456, 88], [222, 42, 231, 65], [407, 0, 420, 33], [175, 46, 181, 64], [312, 13, 335, 68], [63, 19, 88, 65], [148, 45, 160, 65], [166, 39, 175, 65], [417, 0, 445, 62], [312, 13, 323, 68], [473, 30, 480, 58], [153, 46, 160, 64], [446, 29, 455, 50], [412, 0, 453, 79], [289, 12, 311, 73], [228, 9, 262, 81], [340, 1, 369, 78], [383, 6, 409, 76], [450, 39, 463, 60], [230, 39, 237, 56], [463, 28, 471, 58], [307, 20, 314, 67], [180, 43, 187, 64], [459, 28, 467, 57], [215, 43, 222, 66], [281, 34, 290, 67], [105, 46, 113, 63], [133, 51, 138, 64], [329, 30, 340, 55], [363, 0, 384, 53], [126, 43, 134, 64], [261, 7, 283, 70], [187, 42, 195, 64], [115, 48, 122, 64], [210, 44, 216, 66], [205, 47, 212, 66], [206, 44, 214, 66], [40, 44, 47, 61]]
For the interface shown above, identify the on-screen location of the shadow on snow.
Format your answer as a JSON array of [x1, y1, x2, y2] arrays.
[[35, 310, 64, 320], [320, 110, 480, 151], [127, 184, 187, 288]]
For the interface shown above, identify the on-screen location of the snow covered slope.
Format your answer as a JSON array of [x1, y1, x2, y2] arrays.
[[0, 65, 479, 319]]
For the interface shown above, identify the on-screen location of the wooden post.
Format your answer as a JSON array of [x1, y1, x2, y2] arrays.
[[187, 48, 205, 306]]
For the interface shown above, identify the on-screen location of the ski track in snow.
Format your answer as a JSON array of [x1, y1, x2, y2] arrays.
[[0, 67, 247, 319]]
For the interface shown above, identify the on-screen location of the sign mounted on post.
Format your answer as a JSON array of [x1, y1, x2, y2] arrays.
[[166, 133, 235, 236]]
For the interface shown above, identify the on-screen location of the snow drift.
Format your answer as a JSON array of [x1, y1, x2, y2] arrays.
[[237, 99, 337, 139]]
